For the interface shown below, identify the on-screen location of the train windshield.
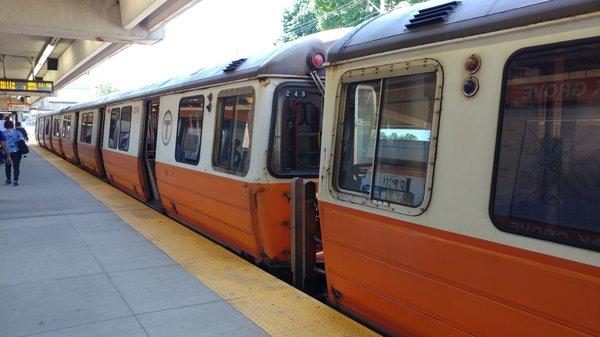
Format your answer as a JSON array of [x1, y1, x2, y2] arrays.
[[337, 72, 437, 207], [270, 84, 323, 177]]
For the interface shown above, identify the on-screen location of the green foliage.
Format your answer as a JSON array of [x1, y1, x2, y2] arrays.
[[96, 83, 118, 97], [313, 0, 404, 30], [381, 131, 418, 141], [281, 0, 428, 42], [280, 0, 318, 43]]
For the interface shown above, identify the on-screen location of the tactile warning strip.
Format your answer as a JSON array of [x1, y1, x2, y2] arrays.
[[34, 146, 379, 337]]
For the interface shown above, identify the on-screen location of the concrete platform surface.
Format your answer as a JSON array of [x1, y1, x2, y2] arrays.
[[0, 147, 379, 337], [0, 151, 268, 337]]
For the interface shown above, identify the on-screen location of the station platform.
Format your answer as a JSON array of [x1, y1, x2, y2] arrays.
[[0, 147, 379, 337]]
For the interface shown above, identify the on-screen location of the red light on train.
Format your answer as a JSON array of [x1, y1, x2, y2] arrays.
[[308, 52, 325, 69], [465, 54, 481, 74]]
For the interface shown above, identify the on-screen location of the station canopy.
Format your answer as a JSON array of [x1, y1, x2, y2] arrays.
[[0, 0, 199, 110]]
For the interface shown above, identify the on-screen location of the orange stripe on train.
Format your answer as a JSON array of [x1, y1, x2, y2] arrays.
[[319, 201, 600, 336]]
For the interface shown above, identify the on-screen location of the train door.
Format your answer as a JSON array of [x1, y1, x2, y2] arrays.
[[73, 112, 80, 162], [97, 107, 107, 178], [142, 99, 161, 205]]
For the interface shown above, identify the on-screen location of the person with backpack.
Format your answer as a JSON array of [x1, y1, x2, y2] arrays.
[[3, 120, 25, 186], [0, 130, 12, 167], [16, 122, 29, 141]]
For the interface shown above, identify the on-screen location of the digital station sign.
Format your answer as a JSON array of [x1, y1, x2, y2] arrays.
[[0, 79, 53, 94]]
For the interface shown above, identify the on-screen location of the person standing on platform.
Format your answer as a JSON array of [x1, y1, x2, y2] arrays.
[[16, 122, 28, 142], [3, 120, 24, 186], [0, 130, 13, 167]]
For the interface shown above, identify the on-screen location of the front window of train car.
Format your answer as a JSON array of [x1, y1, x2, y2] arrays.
[[213, 89, 254, 175], [269, 84, 323, 177], [334, 62, 441, 212], [491, 39, 600, 251]]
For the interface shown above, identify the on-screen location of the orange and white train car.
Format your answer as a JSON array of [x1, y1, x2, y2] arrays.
[[154, 31, 344, 264], [319, 0, 599, 335], [50, 30, 345, 266]]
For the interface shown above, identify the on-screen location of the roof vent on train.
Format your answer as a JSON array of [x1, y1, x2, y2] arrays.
[[223, 58, 247, 73], [405, 1, 461, 30]]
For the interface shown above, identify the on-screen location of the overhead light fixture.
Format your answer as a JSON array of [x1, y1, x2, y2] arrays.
[[29, 40, 57, 80]]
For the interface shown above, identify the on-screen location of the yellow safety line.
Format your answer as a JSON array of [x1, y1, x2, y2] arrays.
[[34, 146, 379, 337]]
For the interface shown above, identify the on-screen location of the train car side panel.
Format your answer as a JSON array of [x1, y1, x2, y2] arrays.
[[102, 150, 147, 200], [320, 201, 599, 336], [101, 102, 148, 201], [318, 12, 600, 337], [156, 162, 260, 257]]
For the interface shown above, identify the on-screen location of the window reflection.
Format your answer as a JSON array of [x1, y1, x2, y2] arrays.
[[214, 93, 254, 174], [108, 108, 120, 149], [175, 96, 204, 165], [337, 72, 437, 207], [492, 40, 600, 250], [270, 85, 323, 176], [118, 106, 132, 151]]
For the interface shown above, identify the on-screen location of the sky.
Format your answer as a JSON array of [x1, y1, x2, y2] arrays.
[[62, 0, 295, 99]]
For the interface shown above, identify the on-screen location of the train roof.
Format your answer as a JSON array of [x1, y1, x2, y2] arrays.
[[327, 0, 600, 63], [55, 29, 348, 114]]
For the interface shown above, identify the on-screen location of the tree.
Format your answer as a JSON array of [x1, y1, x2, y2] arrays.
[[96, 83, 119, 97], [280, 0, 318, 43], [281, 0, 427, 42]]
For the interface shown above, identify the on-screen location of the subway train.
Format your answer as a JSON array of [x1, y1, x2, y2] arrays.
[[37, 0, 600, 336], [37, 29, 346, 267], [317, 0, 599, 336]]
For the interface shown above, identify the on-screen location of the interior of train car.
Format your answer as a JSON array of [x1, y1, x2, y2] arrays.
[[318, 0, 599, 335]]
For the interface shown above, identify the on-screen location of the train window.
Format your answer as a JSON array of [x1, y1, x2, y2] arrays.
[[53, 117, 61, 137], [79, 114, 87, 143], [61, 115, 71, 139], [334, 61, 441, 213], [118, 106, 132, 151], [269, 84, 323, 177], [175, 96, 204, 165], [44, 118, 50, 135], [79, 112, 93, 144], [108, 108, 120, 149], [213, 90, 254, 175], [491, 39, 600, 251]]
